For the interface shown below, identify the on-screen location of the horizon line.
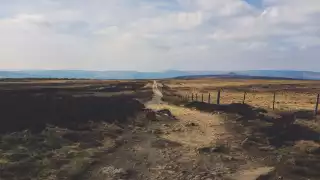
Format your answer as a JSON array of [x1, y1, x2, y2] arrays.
[[0, 69, 319, 73]]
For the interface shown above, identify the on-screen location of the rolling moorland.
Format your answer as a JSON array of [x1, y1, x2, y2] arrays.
[[1, 70, 320, 80], [0, 78, 319, 180]]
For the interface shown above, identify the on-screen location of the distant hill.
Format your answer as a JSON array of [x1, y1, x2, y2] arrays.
[[235, 70, 320, 80], [175, 74, 299, 80], [0, 70, 222, 80], [0, 70, 320, 80], [175, 70, 320, 80]]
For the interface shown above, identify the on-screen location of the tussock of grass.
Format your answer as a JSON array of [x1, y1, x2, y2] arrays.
[[0, 123, 121, 180]]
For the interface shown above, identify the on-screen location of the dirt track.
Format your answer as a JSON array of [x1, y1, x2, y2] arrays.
[[146, 82, 276, 180], [82, 81, 276, 180]]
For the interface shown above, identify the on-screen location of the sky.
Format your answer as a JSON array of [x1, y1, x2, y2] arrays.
[[0, 0, 320, 72]]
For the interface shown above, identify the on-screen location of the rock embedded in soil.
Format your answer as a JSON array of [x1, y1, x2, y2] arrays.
[[198, 144, 229, 154], [258, 146, 275, 152], [156, 109, 177, 120], [185, 122, 199, 127], [229, 166, 276, 180], [162, 124, 170, 127]]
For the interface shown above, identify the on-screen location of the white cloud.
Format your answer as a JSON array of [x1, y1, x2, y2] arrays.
[[177, 0, 255, 15], [130, 11, 204, 34], [0, 0, 319, 71], [94, 26, 119, 35]]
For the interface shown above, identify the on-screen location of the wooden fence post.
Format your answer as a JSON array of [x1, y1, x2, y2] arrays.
[[202, 94, 204, 102], [272, 92, 276, 110], [192, 93, 194, 101], [208, 93, 211, 104], [196, 94, 198, 101], [217, 90, 221, 105], [315, 94, 319, 116], [243, 92, 247, 104]]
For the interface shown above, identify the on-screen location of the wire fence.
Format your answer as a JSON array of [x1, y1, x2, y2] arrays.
[[180, 90, 320, 116]]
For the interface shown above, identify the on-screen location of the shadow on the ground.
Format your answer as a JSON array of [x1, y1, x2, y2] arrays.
[[259, 124, 319, 147], [293, 110, 317, 121], [185, 102, 267, 119], [184, 102, 320, 147]]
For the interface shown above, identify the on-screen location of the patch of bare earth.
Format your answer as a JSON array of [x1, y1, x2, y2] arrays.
[[82, 100, 275, 180]]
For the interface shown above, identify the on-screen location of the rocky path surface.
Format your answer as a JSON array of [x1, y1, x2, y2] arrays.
[[83, 81, 275, 180]]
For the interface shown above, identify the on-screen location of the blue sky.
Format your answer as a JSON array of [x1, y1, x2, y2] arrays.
[[0, 0, 320, 71], [244, 0, 263, 7]]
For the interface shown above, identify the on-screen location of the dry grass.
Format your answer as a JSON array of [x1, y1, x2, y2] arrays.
[[163, 79, 320, 89], [163, 78, 320, 111]]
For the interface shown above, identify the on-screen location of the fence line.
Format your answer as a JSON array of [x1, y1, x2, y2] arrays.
[[272, 92, 276, 110], [242, 92, 247, 104], [316, 94, 319, 115], [217, 90, 221, 105], [181, 91, 320, 117]]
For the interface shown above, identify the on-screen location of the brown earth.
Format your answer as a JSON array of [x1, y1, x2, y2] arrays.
[[1, 79, 320, 180]]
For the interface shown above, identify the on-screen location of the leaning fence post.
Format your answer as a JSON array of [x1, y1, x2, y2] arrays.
[[202, 94, 204, 102], [217, 90, 221, 105], [272, 92, 276, 110], [208, 93, 211, 104], [243, 92, 247, 104], [315, 94, 319, 116]]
